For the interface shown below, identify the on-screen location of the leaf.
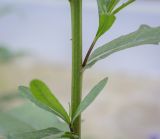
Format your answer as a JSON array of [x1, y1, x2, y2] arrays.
[[0, 103, 68, 138], [72, 78, 108, 122], [85, 25, 160, 69], [96, 0, 134, 39], [29, 80, 70, 124], [96, 14, 116, 39], [113, 0, 135, 15], [96, 0, 118, 39], [97, 0, 120, 14], [0, 112, 35, 136], [8, 103, 68, 131], [8, 127, 62, 139], [19, 86, 63, 120]]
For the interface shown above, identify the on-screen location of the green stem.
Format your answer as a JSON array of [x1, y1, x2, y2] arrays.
[[70, 0, 83, 138]]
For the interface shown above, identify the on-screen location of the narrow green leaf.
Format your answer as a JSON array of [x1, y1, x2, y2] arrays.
[[96, 0, 118, 39], [85, 25, 160, 69], [95, 0, 135, 39], [72, 78, 108, 122], [113, 0, 136, 15], [19, 86, 65, 122], [96, 14, 116, 39], [8, 127, 63, 139], [29, 80, 70, 124], [107, 0, 120, 13], [97, 0, 120, 14]]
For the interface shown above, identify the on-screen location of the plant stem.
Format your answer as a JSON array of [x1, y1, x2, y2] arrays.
[[82, 37, 98, 67], [70, 0, 83, 138]]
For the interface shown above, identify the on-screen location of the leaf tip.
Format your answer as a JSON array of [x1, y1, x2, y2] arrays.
[[30, 79, 41, 85], [29, 79, 45, 90]]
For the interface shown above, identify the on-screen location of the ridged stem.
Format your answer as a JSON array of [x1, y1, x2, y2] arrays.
[[70, 0, 83, 138]]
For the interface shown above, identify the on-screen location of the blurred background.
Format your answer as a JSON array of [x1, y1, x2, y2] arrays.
[[0, 0, 160, 139]]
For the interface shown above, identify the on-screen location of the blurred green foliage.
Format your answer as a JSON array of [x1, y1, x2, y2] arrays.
[[0, 103, 68, 139], [0, 45, 25, 63], [0, 5, 19, 63], [0, 93, 19, 102], [0, 46, 15, 63], [0, 5, 13, 17]]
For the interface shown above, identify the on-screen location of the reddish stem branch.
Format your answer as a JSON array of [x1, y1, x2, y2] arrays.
[[82, 37, 98, 67]]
